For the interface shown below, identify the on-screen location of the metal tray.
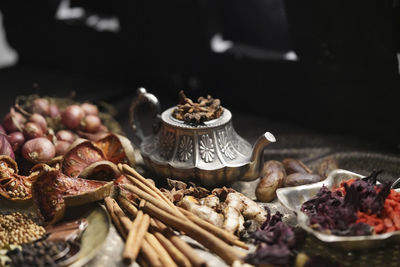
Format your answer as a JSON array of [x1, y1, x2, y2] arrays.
[[276, 169, 400, 250], [0, 200, 110, 266]]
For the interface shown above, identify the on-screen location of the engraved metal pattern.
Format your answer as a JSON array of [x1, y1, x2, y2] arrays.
[[199, 134, 214, 163], [159, 130, 175, 159], [217, 131, 236, 160], [227, 124, 239, 150], [178, 135, 193, 162]]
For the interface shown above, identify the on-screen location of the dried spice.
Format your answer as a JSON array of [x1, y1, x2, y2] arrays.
[[0, 156, 38, 201], [244, 208, 296, 266], [6, 239, 68, 267], [32, 169, 112, 224], [0, 212, 46, 248], [172, 91, 223, 124], [301, 170, 398, 236]]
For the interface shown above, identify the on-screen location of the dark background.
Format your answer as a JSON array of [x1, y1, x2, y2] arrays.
[[0, 0, 399, 154]]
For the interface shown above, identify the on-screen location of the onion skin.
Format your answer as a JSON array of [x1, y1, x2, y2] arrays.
[[81, 103, 99, 116], [7, 131, 25, 151], [49, 104, 61, 118], [62, 105, 85, 129], [56, 130, 76, 143], [3, 111, 26, 133], [81, 115, 101, 133], [0, 135, 15, 159], [55, 141, 71, 156], [22, 137, 56, 163], [31, 98, 50, 115], [29, 113, 48, 132], [23, 122, 44, 139]]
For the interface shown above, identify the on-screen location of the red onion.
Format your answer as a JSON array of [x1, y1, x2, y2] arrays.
[[29, 113, 48, 132], [23, 122, 44, 139], [61, 105, 85, 129], [0, 125, 6, 135], [81, 115, 101, 133], [0, 135, 15, 159], [55, 141, 71, 156], [7, 131, 25, 152], [56, 130, 76, 143], [3, 110, 26, 133], [49, 104, 61, 118], [31, 98, 50, 115], [81, 103, 99, 116], [98, 124, 108, 133], [22, 137, 55, 163]]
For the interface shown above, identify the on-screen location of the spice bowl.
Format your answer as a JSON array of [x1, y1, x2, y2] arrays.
[[276, 169, 400, 250]]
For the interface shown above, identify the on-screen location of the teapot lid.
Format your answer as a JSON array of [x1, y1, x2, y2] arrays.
[[161, 107, 232, 129]]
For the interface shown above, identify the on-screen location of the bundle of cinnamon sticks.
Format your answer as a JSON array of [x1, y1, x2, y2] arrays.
[[104, 163, 248, 267]]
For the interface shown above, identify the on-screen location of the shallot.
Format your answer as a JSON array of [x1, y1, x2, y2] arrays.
[[22, 137, 55, 163], [81, 103, 99, 116], [48, 104, 60, 118], [23, 122, 44, 139], [3, 109, 26, 133], [29, 113, 48, 132], [62, 105, 85, 129], [55, 141, 71, 156], [81, 115, 101, 133], [7, 131, 25, 151], [0, 135, 15, 159], [0, 125, 6, 135], [56, 130, 76, 143], [31, 98, 50, 115]]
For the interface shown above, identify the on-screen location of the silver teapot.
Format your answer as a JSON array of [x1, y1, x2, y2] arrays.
[[130, 88, 276, 186]]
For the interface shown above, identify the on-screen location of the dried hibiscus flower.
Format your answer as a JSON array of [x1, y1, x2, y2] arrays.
[[301, 170, 393, 236], [244, 208, 296, 266]]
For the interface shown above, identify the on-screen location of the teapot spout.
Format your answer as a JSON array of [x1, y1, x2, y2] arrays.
[[241, 132, 276, 181]]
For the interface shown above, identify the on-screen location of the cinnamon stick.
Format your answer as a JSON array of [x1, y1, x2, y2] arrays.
[[145, 231, 178, 267], [104, 197, 127, 238], [164, 229, 207, 267], [151, 229, 192, 267], [143, 201, 245, 264], [122, 184, 178, 216], [122, 210, 145, 264], [119, 196, 207, 267], [106, 197, 162, 267], [140, 240, 163, 267], [121, 164, 179, 211]]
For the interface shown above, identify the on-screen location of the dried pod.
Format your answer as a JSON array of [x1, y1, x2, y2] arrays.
[[255, 160, 286, 202], [77, 131, 109, 142], [0, 155, 37, 201], [32, 169, 112, 224], [79, 161, 120, 181], [284, 173, 323, 187], [61, 140, 105, 177], [282, 158, 312, 175], [317, 157, 338, 179], [94, 134, 136, 166]]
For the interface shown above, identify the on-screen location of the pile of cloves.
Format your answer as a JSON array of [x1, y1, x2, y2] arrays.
[[172, 91, 223, 125]]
